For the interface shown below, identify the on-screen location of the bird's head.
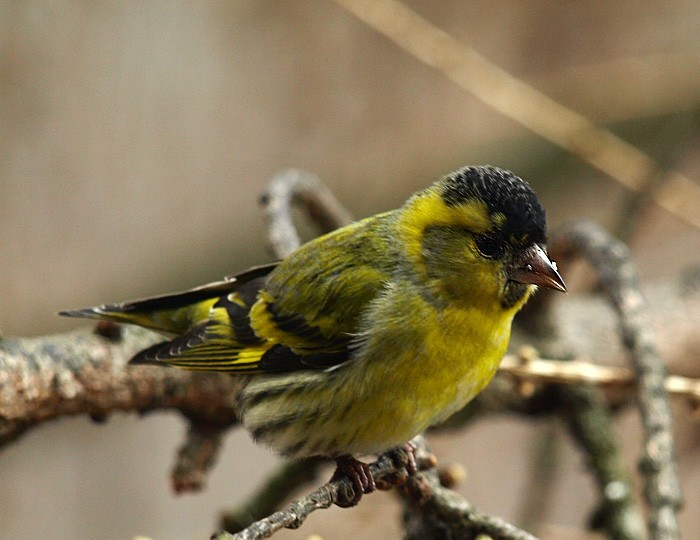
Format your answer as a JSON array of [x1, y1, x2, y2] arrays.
[[398, 165, 566, 311]]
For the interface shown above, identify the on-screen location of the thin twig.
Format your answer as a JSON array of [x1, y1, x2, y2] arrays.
[[214, 479, 336, 540], [551, 222, 682, 539], [400, 438, 540, 540], [263, 169, 354, 258], [218, 436, 540, 540], [332, 0, 700, 229], [505, 343, 645, 539], [219, 457, 326, 533], [213, 439, 428, 540], [499, 353, 700, 410], [414, 485, 540, 540], [559, 386, 647, 539], [172, 421, 227, 493]]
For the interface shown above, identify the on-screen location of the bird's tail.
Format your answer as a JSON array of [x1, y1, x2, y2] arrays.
[[59, 280, 238, 334], [59, 262, 279, 335]]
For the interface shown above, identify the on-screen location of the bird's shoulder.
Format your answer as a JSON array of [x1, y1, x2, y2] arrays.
[[251, 212, 402, 349]]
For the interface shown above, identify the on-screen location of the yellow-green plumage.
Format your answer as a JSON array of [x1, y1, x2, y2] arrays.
[[61, 166, 565, 483]]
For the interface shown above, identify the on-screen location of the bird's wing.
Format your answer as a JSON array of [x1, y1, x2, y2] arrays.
[[133, 219, 396, 373], [133, 258, 389, 373]]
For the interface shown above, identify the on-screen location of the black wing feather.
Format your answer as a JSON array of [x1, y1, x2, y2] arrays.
[[116, 263, 278, 314]]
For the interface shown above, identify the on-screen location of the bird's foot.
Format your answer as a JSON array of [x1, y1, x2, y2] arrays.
[[332, 442, 419, 507], [332, 455, 375, 507], [373, 441, 419, 490], [397, 441, 418, 474]]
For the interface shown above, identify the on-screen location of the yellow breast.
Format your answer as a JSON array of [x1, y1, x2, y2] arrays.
[[240, 284, 522, 458], [338, 302, 513, 453]]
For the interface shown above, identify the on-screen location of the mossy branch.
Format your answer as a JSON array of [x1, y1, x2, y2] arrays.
[[551, 222, 683, 539]]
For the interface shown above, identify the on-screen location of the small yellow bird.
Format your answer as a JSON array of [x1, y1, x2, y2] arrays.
[[62, 165, 565, 502]]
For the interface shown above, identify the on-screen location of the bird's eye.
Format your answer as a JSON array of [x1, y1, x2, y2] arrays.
[[475, 233, 505, 259]]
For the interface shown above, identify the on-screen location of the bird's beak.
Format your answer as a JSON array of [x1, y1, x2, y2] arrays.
[[507, 244, 567, 292]]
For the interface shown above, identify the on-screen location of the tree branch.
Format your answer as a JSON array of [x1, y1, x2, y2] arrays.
[[172, 420, 228, 493], [0, 325, 242, 490], [217, 437, 540, 540], [559, 385, 647, 539], [499, 352, 700, 409], [399, 438, 540, 540], [263, 169, 354, 258], [551, 222, 683, 539], [219, 457, 326, 533], [213, 438, 430, 540]]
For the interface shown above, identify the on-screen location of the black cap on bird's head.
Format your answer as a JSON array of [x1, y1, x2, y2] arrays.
[[440, 166, 547, 247], [440, 166, 566, 294]]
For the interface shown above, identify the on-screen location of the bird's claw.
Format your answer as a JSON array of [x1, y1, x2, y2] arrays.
[[332, 442, 419, 506], [333, 455, 375, 507], [399, 441, 418, 474]]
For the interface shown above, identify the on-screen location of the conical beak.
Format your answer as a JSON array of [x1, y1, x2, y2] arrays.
[[507, 244, 567, 292]]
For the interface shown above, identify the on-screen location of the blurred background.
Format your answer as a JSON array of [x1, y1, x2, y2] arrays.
[[1, 1, 699, 538]]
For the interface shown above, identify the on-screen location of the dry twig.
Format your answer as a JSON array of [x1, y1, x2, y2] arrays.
[[213, 442, 423, 540], [217, 437, 540, 540], [219, 457, 326, 533], [552, 222, 683, 539], [399, 438, 540, 540], [500, 352, 700, 410], [332, 0, 700, 230], [264, 169, 354, 258]]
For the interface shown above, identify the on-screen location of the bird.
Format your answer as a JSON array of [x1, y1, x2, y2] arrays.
[[61, 165, 566, 504]]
